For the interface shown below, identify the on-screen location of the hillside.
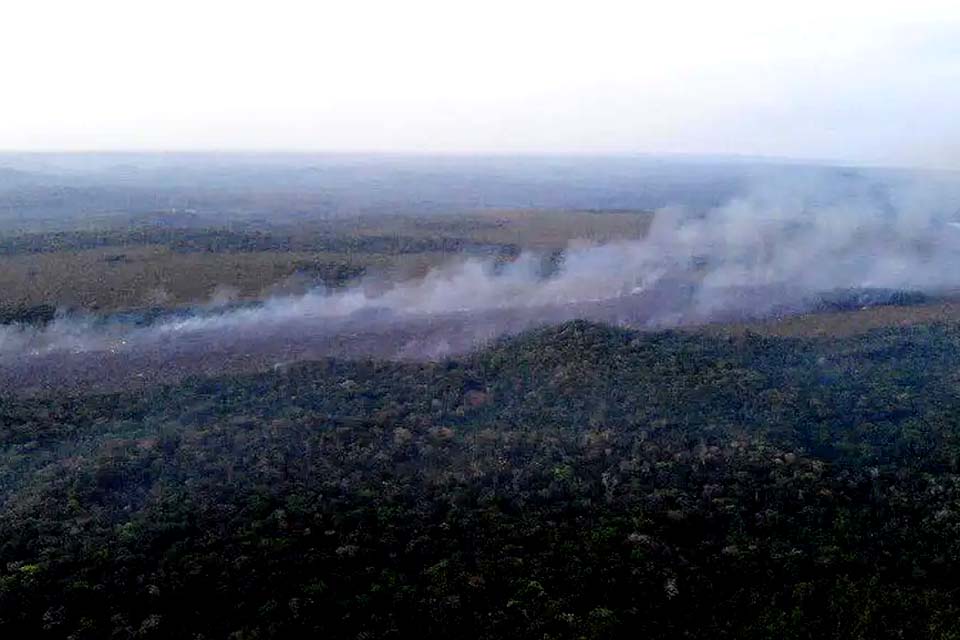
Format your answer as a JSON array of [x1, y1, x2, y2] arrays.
[[3, 321, 960, 638]]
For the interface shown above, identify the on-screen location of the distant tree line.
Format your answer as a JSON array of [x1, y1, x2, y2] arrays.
[[0, 227, 519, 257]]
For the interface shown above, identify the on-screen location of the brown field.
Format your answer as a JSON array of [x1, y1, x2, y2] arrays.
[[0, 245, 464, 311], [704, 299, 960, 338], [0, 210, 653, 313], [343, 209, 653, 248], [6, 207, 955, 342]]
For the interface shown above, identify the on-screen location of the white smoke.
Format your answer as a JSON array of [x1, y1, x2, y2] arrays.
[[2, 170, 960, 364]]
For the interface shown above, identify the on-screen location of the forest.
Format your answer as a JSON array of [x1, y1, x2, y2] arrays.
[[3, 320, 960, 638]]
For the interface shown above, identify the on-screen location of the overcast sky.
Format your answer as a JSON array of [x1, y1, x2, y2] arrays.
[[3, 0, 959, 168]]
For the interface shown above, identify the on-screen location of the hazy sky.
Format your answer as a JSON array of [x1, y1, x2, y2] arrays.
[[3, 0, 959, 167]]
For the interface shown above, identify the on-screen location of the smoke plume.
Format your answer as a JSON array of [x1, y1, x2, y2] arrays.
[[2, 169, 960, 392]]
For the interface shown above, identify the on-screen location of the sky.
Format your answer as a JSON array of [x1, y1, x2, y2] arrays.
[[2, 0, 959, 168]]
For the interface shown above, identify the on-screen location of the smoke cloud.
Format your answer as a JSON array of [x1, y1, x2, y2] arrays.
[[2, 170, 960, 392]]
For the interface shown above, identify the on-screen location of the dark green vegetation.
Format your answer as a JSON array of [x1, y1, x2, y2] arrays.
[[0, 226, 518, 258], [0, 303, 56, 326], [4, 321, 960, 638]]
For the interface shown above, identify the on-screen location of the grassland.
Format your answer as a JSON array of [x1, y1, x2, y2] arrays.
[[4, 206, 957, 340], [705, 298, 960, 337], [0, 209, 652, 315]]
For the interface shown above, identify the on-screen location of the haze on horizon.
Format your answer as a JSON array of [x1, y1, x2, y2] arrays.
[[3, 0, 959, 170]]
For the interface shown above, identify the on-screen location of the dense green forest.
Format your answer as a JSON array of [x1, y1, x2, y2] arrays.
[[3, 321, 960, 638]]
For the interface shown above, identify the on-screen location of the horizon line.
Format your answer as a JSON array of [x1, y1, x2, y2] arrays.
[[0, 148, 928, 170]]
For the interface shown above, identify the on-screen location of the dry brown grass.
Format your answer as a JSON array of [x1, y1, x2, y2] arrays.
[[0, 210, 653, 312], [337, 209, 652, 249], [0, 246, 458, 311], [459, 210, 652, 249], [703, 300, 960, 338]]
